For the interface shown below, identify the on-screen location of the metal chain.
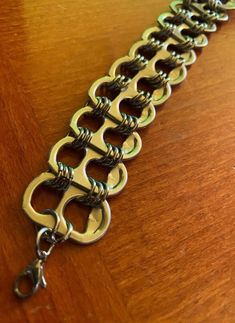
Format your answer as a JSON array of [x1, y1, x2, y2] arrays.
[[14, 0, 235, 298], [14, 209, 73, 298]]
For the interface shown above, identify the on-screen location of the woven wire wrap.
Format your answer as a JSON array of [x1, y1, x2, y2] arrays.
[[108, 74, 131, 91], [174, 8, 191, 21], [146, 37, 163, 51], [129, 91, 152, 108], [161, 22, 176, 37], [124, 54, 148, 71], [174, 9, 207, 34], [91, 96, 112, 117], [79, 177, 109, 206], [72, 127, 93, 149], [49, 162, 74, 191], [177, 36, 196, 50], [148, 70, 170, 88], [116, 113, 138, 135], [190, 20, 207, 34], [99, 143, 123, 167], [208, 0, 223, 11], [183, 0, 193, 7], [164, 51, 185, 67]]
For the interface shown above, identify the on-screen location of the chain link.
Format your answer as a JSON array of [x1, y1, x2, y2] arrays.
[[14, 209, 73, 298], [15, 0, 234, 298], [22, 0, 234, 244]]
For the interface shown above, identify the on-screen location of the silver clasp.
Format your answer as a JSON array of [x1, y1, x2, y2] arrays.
[[14, 209, 73, 299], [14, 258, 46, 299]]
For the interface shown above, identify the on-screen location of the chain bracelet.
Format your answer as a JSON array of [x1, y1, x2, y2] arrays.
[[14, 0, 235, 298]]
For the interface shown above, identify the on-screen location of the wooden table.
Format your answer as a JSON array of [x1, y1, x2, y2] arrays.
[[1, 1, 235, 322]]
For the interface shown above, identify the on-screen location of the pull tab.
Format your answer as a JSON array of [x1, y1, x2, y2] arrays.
[[14, 259, 46, 299], [223, 0, 235, 10]]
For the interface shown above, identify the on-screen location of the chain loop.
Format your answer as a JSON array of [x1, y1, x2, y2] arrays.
[[116, 113, 139, 135], [124, 54, 148, 71], [98, 143, 124, 167], [14, 210, 73, 298], [48, 162, 74, 191], [90, 96, 112, 117], [79, 178, 109, 206], [72, 127, 93, 149]]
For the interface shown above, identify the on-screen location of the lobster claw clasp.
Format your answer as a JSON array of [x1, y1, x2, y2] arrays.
[[14, 259, 46, 299]]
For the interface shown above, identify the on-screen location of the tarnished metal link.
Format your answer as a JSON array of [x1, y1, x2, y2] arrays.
[[173, 8, 207, 33], [107, 74, 131, 91], [98, 143, 124, 167], [48, 162, 74, 191], [148, 71, 170, 88], [160, 21, 176, 37], [146, 37, 163, 52], [79, 177, 109, 206], [116, 113, 139, 135], [72, 127, 93, 149], [90, 96, 112, 117], [128, 91, 153, 109], [158, 12, 208, 49], [185, 0, 228, 21], [170, 1, 217, 33], [174, 7, 192, 21], [183, 0, 192, 7], [124, 54, 148, 71], [179, 36, 196, 50], [208, 0, 224, 11], [163, 51, 185, 67], [16, 0, 234, 298]]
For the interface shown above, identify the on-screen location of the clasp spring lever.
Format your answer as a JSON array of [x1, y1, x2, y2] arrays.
[[14, 258, 47, 299], [14, 209, 73, 299]]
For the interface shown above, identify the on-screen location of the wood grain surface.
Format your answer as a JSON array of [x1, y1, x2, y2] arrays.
[[0, 1, 235, 322]]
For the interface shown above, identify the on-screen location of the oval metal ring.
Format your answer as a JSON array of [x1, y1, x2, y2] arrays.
[[109, 56, 137, 78], [170, 1, 217, 33], [48, 135, 127, 196], [121, 131, 142, 159], [158, 13, 209, 48], [56, 184, 111, 244], [88, 76, 117, 107], [71, 105, 141, 160], [200, 3, 229, 21], [48, 136, 78, 175], [49, 130, 128, 198], [142, 26, 197, 66], [106, 163, 128, 196], [180, 49, 197, 66], [23, 172, 66, 230], [23, 172, 111, 244], [151, 83, 172, 107], [191, 2, 228, 21], [70, 106, 98, 132], [169, 65, 187, 86], [128, 39, 158, 59], [36, 227, 56, 259]]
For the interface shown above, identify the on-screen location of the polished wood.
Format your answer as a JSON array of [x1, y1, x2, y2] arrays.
[[0, 1, 235, 322]]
